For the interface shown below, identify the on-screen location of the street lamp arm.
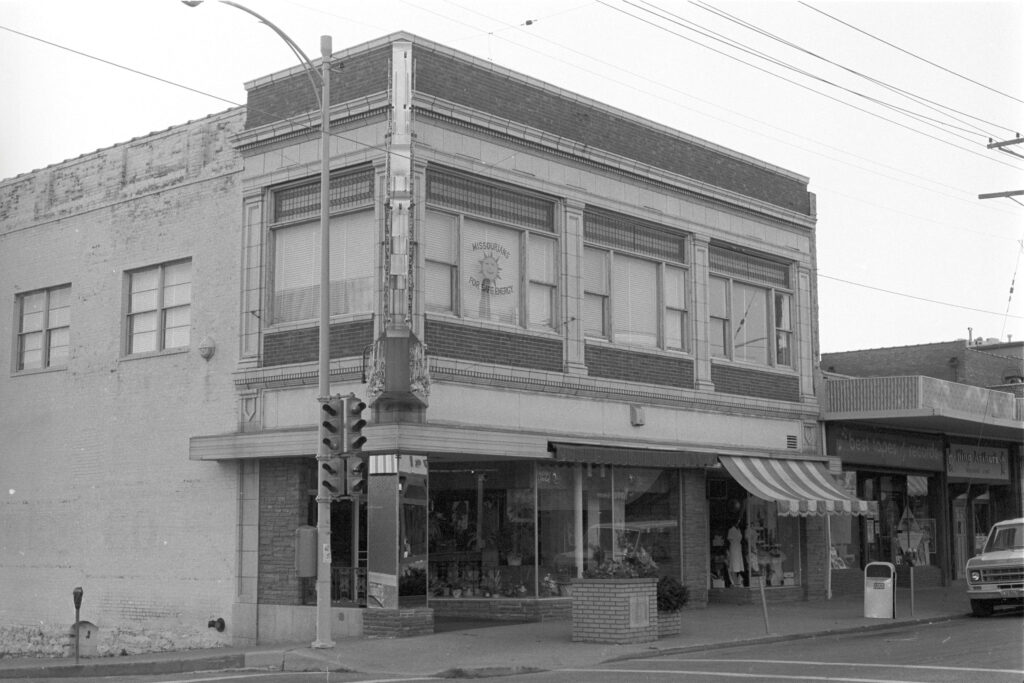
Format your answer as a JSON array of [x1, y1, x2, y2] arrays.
[[184, 0, 323, 106]]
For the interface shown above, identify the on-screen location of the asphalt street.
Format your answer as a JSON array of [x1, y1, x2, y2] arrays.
[[36, 613, 1023, 683]]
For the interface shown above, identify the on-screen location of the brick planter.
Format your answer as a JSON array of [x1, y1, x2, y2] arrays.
[[657, 610, 681, 637], [571, 577, 657, 644]]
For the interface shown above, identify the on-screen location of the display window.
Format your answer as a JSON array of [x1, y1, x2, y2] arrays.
[[708, 477, 801, 588], [830, 471, 938, 570], [427, 460, 681, 599]]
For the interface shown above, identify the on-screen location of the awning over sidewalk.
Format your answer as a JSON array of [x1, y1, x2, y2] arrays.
[[720, 455, 876, 517]]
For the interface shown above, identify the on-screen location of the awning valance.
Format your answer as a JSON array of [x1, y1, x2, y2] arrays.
[[720, 455, 876, 517], [550, 443, 719, 469]]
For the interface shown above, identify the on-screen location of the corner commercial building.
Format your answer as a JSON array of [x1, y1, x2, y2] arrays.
[[0, 32, 872, 653]]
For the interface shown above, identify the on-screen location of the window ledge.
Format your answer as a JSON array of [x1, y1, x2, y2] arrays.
[[120, 347, 190, 363], [11, 365, 68, 378], [710, 358, 797, 376]]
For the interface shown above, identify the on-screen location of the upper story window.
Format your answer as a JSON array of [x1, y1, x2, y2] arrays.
[[127, 260, 191, 354], [424, 169, 557, 330], [16, 284, 70, 371], [583, 209, 688, 351], [708, 245, 792, 367], [270, 167, 376, 325]]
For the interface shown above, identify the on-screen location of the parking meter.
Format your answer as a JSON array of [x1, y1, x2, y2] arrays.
[[72, 587, 83, 664]]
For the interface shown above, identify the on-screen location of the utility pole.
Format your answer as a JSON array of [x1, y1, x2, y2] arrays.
[[978, 135, 1024, 201]]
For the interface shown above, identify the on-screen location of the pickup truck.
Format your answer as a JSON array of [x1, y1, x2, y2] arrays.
[[965, 517, 1024, 617]]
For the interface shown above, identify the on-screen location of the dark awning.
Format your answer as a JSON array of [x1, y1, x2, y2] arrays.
[[719, 455, 876, 517], [549, 442, 719, 469]]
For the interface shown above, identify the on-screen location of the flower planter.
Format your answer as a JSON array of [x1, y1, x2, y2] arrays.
[[571, 577, 657, 644]]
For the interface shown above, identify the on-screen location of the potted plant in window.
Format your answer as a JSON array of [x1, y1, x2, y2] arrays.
[[655, 575, 688, 637]]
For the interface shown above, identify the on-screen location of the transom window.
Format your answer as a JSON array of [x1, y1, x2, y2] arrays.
[[127, 260, 191, 354], [270, 168, 376, 325], [16, 284, 70, 371], [425, 169, 557, 330], [709, 245, 792, 367], [583, 209, 688, 351]]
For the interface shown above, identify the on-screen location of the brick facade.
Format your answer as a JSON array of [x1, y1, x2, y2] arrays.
[[263, 319, 375, 367], [711, 363, 801, 402], [257, 459, 310, 606], [586, 344, 695, 388], [425, 318, 563, 372], [0, 110, 245, 656]]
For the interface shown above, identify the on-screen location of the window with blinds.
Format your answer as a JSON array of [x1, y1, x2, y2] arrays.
[[272, 211, 375, 324], [268, 167, 377, 326], [583, 208, 688, 351]]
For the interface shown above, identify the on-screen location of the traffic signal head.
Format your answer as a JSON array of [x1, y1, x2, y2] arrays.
[[321, 455, 344, 499], [320, 396, 343, 455], [347, 455, 367, 496], [344, 395, 367, 453]]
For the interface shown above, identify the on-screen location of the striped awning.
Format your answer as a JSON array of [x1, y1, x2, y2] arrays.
[[720, 456, 876, 517]]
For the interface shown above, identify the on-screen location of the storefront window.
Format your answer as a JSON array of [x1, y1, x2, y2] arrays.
[[853, 472, 938, 568], [429, 461, 682, 600], [708, 477, 801, 588]]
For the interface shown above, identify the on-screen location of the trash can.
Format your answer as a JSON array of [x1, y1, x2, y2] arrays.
[[864, 562, 896, 619]]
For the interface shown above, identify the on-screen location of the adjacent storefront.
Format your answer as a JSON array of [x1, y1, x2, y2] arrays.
[[827, 426, 947, 593], [948, 441, 1013, 579]]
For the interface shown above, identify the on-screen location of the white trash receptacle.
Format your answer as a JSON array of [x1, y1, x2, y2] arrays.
[[864, 562, 896, 619]]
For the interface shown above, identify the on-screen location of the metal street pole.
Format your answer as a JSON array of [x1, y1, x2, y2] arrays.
[[183, 0, 334, 649], [314, 33, 334, 650]]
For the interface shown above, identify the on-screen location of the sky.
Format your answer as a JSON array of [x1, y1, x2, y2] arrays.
[[1, 0, 1022, 354]]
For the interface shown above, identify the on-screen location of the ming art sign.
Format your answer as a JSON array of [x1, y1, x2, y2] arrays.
[[946, 443, 1010, 483]]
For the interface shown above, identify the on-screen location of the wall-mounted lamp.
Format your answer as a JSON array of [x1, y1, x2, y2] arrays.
[[198, 336, 216, 361]]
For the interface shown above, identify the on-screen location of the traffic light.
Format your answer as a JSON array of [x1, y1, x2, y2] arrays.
[[343, 395, 367, 453], [347, 455, 367, 495], [319, 396, 345, 499], [319, 396, 344, 455], [321, 455, 344, 499]]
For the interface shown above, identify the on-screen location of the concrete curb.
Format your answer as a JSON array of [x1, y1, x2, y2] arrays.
[[0, 652, 247, 680], [0, 612, 973, 679]]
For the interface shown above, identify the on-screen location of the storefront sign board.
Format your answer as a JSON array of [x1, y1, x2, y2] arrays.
[[832, 427, 943, 471], [947, 443, 1010, 482]]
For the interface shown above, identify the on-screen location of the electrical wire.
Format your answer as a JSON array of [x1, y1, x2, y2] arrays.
[[799, 1, 1024, 106], [2, 13, 1020, 325], [602, 0, 1022, 169], [689, 0, 1017, 139], [818, 273, 1023, 319]]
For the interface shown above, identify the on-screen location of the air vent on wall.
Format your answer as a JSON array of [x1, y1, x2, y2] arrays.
[[786, 435, 798, 449]]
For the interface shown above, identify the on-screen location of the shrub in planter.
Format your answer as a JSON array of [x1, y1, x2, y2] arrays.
[[656, 576, 689, 613]]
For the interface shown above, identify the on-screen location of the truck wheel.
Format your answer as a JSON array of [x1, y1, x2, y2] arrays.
[[970, 600, 994, 617]]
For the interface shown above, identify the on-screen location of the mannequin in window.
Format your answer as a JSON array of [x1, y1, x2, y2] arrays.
[[727, 524, 745, 586]]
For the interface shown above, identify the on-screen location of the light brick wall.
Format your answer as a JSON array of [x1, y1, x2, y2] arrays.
[[571, 578, 658, 644], [0, 109, 247, 656]]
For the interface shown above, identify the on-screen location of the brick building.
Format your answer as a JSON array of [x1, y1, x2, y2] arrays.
[[0, 110, 245, 654], [820, 340, 1023, 594], [2, 33, 873, 651]]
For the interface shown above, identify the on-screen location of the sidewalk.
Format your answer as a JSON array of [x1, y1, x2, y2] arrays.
[[0, 584, 975, 680]]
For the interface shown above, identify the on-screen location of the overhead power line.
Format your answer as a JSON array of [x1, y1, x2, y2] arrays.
[[819, 273, 1023, 319], [690, 0, 1017, 139], [597, 0, 1023, 171], [799, 1, 1024, 106]]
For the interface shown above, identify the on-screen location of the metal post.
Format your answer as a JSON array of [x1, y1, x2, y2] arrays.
[[314, 33, 334, 650]]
